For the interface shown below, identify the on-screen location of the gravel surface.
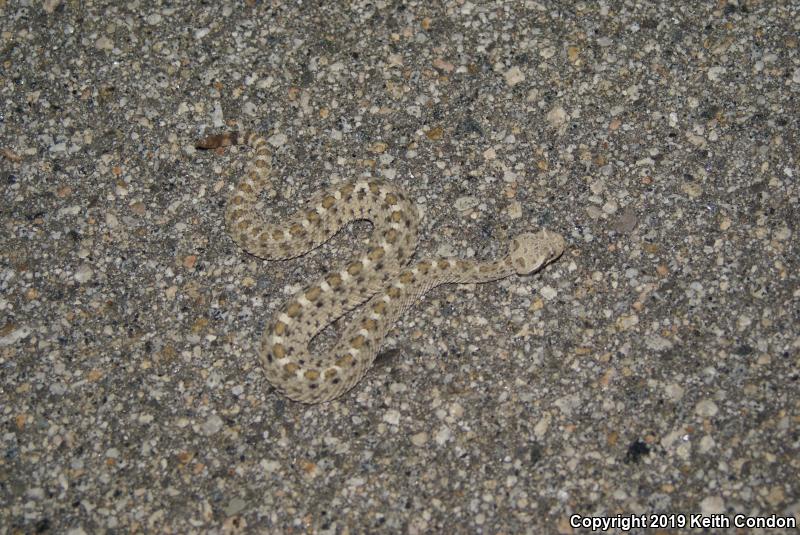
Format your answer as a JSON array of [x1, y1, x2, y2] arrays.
[[1, 1, 798, 533]]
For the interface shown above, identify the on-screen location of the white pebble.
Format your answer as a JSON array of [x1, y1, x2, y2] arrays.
[[211, 101, 224, 128], [454, 196, 479, 212], [699, 435, 715, 453], [646, 334, 673, 351], [434, 426, 451, 445], [201, 414, 224, 436], [95, 36, 113, 51], [602, 200, 618, 215], [774, 225, 791, 241], [268, 133, 288, 147], [42, 0, 59, 13], [410, 432, 428, 446], [586, 205, 603, 220], [664, 383, 684, 402], [74, 263, 94, 283], [260, 459, 280, 473], [707, 66, 725, 81], [695, 399, 718, 418], [382, 409, 401, 426], [539, 46, 556, 59], [546, 106, 567, 128], [736, 315, 752, 331], [26, 487, 45, 499], [504, 66, 525, 86], [699, 495, 725, 515], [540, 285, 557, 300]]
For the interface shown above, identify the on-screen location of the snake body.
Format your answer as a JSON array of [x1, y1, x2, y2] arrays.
[[198, 132, 565, 403]]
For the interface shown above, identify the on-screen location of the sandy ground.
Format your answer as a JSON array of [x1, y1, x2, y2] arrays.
[[1, 1, 798, 533]]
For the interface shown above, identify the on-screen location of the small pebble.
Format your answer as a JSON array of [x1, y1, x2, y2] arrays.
[[504, 66, 525, 86], [695, 399, 719, 418], [201, 415, 224, 436], [74, 264, 94, 283]]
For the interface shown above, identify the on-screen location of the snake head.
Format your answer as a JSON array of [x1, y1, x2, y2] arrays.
[[509, 230, 565, 275]]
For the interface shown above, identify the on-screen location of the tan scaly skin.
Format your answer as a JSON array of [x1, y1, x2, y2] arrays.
[[197, 131, 566, 403]]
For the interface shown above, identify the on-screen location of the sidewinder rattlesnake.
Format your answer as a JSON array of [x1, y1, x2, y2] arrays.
[[197, 131, 565, 403]]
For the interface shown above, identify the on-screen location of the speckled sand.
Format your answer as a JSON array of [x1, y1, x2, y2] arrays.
[[1, 1, 798, 533]]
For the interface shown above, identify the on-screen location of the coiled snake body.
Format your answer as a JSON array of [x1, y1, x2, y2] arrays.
[[198, 132, 565, 403]]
